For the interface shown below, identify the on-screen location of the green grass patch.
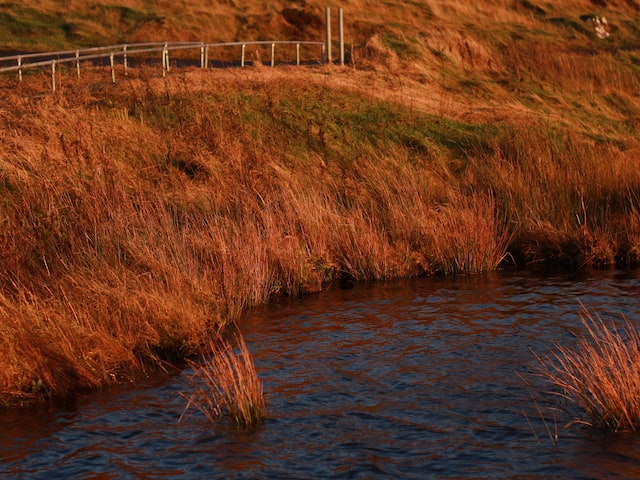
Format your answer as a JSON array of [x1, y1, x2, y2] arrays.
[[0, 8, 69, 48], [236, 85, 500, 165], [515, 0, 546, 17], [380, 32, 421, 60], [0, 3, 157, 49], [90, 4, 156, 33], [122, 82, 501, 176]]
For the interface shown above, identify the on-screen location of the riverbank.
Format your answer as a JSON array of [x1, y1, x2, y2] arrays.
[[1, 64, 639, 405], [2, 0, 640, 404]]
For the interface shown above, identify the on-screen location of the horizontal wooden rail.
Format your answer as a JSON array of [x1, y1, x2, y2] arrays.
[[0, 40, 327, 91]]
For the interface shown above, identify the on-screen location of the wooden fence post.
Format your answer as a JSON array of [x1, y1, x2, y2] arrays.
[[17, 56, 22, 82], [241, 44, 246, 67], [296, 43, 300, 66], [76, 50, 80, 79], [271, 43, 275, 67]]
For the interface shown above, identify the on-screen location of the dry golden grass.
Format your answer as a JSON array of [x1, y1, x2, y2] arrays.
[[424, 193, 513, 275], [180, 327, 265, 428], [1, 0, 640, 405], [469, 124, 640, 266], [1, 61, 640, 403], [0, 66, 523, 403], [535, 306, 640, 432]]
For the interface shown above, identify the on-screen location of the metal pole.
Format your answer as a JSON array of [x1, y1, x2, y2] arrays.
[[17, 56, 22, 82], [296, 43, 300, 66], [123, 45, 128, 76], [51, 61, 56, 92], [110, 52, 116, 84], [325, 7, 332, 64], [271, 43, 275, 67], [205, 46, 209, 68], [76, 50, 80, 79], [339, 8, 345, 66], [241, 44, 246, 67], [200, 45, 205, 68], [162, 44, 167, 77]]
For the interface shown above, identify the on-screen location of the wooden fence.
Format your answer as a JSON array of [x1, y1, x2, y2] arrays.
[[0, 40, 326, 92]]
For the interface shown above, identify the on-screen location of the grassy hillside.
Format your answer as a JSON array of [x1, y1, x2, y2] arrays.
[[1, 0, 639, 404], [2, 1, 639, 54]]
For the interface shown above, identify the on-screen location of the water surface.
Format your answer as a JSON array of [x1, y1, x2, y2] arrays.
[[2, 268, 640, 478]]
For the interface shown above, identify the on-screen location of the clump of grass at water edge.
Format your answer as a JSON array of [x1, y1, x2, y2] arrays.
[[533, 305, 640, 433], [180, 327, 266, 428]]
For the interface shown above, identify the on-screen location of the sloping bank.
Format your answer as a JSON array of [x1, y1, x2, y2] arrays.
[[1, 68, 640, 405]]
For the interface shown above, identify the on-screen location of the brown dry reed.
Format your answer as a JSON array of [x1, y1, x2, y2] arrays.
[[0, 67, 520, 404], [536, 306, 640, 432], [1, 63, 640, 405], [2, 0, 640, 404], [180, 328, 265, 428]]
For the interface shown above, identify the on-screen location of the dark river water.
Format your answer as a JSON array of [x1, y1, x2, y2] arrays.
[[2, 268, 640, 479]]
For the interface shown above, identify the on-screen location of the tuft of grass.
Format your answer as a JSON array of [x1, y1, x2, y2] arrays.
[[425, 193, 514, 275], [535, 306, 640, 432], [180, 327, 265, 428]]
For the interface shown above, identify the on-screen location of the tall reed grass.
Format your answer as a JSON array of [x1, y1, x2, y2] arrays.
[[1, 12, 640, 403], [535, 306, 640, 432], [468, 124, 640, 266], [180, 328, 265, 428]]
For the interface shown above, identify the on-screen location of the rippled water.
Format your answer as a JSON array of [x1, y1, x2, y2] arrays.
[[2, 268, 640, 479]]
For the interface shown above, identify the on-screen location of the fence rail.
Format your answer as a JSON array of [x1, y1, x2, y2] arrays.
[[0, 40, 327, 91]]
